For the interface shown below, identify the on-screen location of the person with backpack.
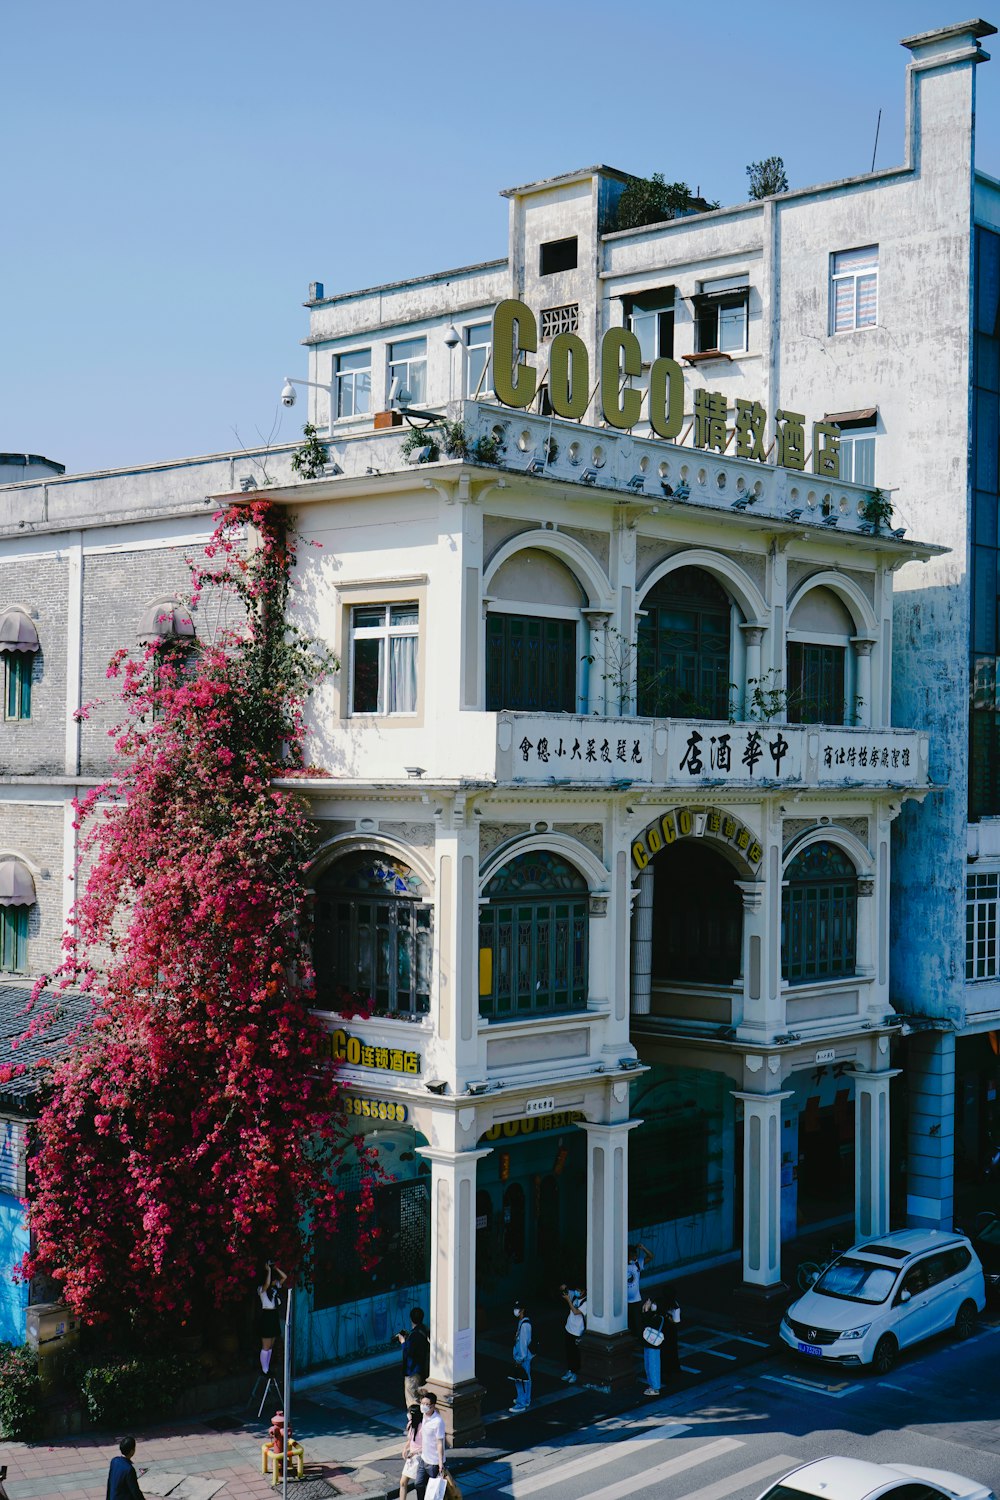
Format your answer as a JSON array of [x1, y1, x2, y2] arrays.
[[398, 1306, 431, 1410], [560, 1284, 586, 1383], [510, 1299, 533, 1412]]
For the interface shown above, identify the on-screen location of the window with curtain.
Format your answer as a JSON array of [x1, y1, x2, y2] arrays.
[[830, 246, 878, 333], [782, 842, 858, 985], [312, 851, 432, 1014], [637, 567, 732, 719], [0, 905, 28, 973], [349, 603, 418, 715], [786, 642, 846, 724], [485, 613, 577, 713], [3, 654, 31, 720], [478, 851, 588, 1019]]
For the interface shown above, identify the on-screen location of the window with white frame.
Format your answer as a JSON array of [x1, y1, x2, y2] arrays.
[[695, 275, 749, 354], [387, 337, 427, 406], [831, 246, 878, 333], [839, 433, 876, 486], [464, 321, 492, 398], [349, 602, 418, 715], [625, 288, 675, 363], [967, 871, 1000, 980], [334, 348, 371, 418]]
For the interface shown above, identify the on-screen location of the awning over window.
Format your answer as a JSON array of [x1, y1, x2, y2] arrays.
[[0, 608, 39, 653], [0, 858, 35, 907], [137, 599, 196, 645], [824, 407, 878, 430]]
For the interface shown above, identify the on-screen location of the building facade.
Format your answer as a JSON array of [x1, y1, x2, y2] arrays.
[[0, 16, 993, 1443]]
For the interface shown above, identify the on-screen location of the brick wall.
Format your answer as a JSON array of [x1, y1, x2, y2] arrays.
[[0, 557, 69, 777], [0, 801, 66, 977]]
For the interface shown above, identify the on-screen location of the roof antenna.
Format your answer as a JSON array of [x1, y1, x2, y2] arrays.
[[870, 108, 882, 173]]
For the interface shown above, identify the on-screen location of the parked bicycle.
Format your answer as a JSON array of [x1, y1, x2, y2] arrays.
[[794, 1237, 850, 1292]]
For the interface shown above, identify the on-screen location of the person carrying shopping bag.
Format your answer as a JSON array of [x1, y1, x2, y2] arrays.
[[419, 1393, 447, 1500], [510, 1300, 533, 1412], [398, 1405, 426, 1500], [641, 1296, 664, 1396]]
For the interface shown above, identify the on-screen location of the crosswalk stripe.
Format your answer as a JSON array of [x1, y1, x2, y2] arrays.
[[497, 1421, 692, 1496], [671, 1453, 796, 1500], [572, 1435, 743, 1500]]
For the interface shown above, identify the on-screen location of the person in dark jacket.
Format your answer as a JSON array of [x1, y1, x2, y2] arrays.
[[106, 1436, 144, 1500], [397, 1305, 430, 1409]]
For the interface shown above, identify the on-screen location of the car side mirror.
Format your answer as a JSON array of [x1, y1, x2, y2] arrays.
[[899, 1289, 911, 1303]]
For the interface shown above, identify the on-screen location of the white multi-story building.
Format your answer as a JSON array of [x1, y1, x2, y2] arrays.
[[0, 16, 996, 1441]]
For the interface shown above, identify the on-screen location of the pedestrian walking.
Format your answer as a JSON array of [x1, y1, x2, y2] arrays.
[[640, 1296, 664, 1396], [106, 1436, 145, 1500], [510, 1299, 533, 1412], [398, 1306, 430, 1409], [418, 1391, 447, 1499], [560, 1284, 586, 1382], [626, 1242, 652, 1336], [398, 1404, 427, 1500]]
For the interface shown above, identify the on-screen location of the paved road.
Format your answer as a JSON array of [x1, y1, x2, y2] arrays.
[[455, 1319, 1000, 1499]]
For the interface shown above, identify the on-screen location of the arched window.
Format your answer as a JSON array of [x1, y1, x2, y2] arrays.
[[485, 549, 585, 713], [0, 857, 35, 974], [786, 586, 854, 724], [0, 608, 39, 722], [638, 567, 732, 719], [782, 841, 858, 985], [313, 851, 432, 1015], [137, 598, 196, 646], [479, 851, 588, 1019]]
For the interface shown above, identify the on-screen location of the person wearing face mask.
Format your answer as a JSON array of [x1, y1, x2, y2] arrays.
[[418, 1391, 446, 1493], [510, 1300, 533, 1413]]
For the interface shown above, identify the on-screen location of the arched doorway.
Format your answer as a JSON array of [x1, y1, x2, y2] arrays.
[[651, 839, 743, 987], [638, 566, 735, 719]]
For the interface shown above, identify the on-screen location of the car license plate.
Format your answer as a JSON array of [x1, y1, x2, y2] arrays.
[[797, 1341, 822, 1356]]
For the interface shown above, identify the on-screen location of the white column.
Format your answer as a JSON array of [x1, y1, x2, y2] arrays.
[[851, 637, 875, 727], [734, 880, 765, 1030], [417, 1145, 491, 1388], [583, 609, 612, 716], [733, 1090, 792, 1286], [629, 866, 654, 1015], [580, 1120, 640, 1334], [854, 1070, 900, 1241], [740, 623, 765, 715], [856, 875, 876, 981]]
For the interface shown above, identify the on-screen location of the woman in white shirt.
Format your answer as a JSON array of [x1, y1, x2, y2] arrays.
[[257, 1260, 287, 1374]]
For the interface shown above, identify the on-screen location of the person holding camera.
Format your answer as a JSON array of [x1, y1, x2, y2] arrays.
[[398, 1306, 430, 1410], [257, 1259, 287, 1375], [560, 1285, 586, 1383]]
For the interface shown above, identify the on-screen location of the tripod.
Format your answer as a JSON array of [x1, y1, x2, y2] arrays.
[[247, 1370, 283, 1420]]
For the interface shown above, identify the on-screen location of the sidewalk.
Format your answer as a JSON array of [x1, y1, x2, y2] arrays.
[[0, 1259, 779, 1500]]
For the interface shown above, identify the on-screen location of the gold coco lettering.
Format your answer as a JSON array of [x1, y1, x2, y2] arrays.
[[493, 300, 683, 437]]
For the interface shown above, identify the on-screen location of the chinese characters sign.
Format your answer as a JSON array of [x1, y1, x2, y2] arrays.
[[632, 805, 763, 873], [817, 732, 916, 781], [501, 714, 653, 782], [481, 1109, 585, 1141], [668, 723, 802, 783], [319, 1027, 421, 1075]]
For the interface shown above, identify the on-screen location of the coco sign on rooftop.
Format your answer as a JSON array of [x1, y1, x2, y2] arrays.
[[490, 298, 843, 478]]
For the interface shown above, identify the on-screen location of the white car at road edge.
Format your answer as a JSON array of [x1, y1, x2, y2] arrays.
[[755, 1455, 995, 1500]]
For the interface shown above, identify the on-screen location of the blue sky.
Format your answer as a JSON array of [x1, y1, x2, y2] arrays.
[[4, 1, 999, 475]]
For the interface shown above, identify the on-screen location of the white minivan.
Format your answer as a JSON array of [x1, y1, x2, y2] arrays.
[[780, 1228, 985, 1374]]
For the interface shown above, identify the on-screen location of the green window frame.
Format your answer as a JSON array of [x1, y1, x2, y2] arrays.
[[4, 653, 31, 720], [637, 567, 731, 719], [782, 842, 858, 985], [787, 641, 846, 724], [313, 852, 432, 1015], [485, 613, 577, 714], [0, 905, 28, 973], [479, 851, 588, 1020]]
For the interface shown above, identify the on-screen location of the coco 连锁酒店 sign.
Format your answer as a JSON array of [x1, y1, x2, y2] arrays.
[[490, 299, 845, 477]]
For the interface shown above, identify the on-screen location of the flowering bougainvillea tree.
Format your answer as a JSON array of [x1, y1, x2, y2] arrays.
[[1, 502, 381, 1333]]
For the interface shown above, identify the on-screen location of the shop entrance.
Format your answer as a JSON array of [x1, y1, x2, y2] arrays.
[[475, 1113, 587, 1325], [796, 1087, 855, 1229]]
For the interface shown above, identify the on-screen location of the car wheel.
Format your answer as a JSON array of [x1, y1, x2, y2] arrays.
[[955, 1299, 977, 1340], [871, 1334, 897, 1375]]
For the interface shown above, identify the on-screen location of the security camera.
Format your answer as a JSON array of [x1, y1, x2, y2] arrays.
[[444, 324, 462, 348], [281, 380, 297, 407]]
